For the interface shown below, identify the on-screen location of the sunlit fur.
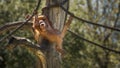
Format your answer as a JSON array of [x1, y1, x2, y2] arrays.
[[32, 15, 73, 56]]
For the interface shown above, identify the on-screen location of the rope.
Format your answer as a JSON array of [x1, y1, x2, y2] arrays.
[[43, 0, 120, 54], [53, 0, 120, 32], [68, 30, 120, 54], [0, 0, 41, 42]]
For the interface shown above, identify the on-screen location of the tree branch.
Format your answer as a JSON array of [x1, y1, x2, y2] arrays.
[[6, 36, 46, 68], [7, 36, 40, 50], [0, 21, 32, 34]]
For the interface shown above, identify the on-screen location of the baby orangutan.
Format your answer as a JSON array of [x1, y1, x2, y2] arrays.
[[32, 14, 73, 56]]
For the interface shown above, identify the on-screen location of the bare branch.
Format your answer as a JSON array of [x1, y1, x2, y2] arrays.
[[7, 36, 40, 50], [0, 21, 32, 34], [6, 36, 46, 68]]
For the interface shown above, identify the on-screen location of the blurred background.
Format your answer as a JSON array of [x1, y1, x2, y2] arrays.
[[0, 0, 120, 68]]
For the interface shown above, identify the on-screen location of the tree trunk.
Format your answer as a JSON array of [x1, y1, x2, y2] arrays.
[[39, 0, 69, 68]]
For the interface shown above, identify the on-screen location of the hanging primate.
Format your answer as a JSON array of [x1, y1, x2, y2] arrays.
[[30, 14, 73, 56]]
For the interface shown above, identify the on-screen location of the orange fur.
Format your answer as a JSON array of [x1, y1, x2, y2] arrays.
[[32, 14, 73, 56]]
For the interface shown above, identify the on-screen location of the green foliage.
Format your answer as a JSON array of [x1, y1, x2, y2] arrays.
[[63, 0, 120, 68], [0, 0, 38, 68], [4, 46, 36, 68], [0, 0, 120, 68]]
